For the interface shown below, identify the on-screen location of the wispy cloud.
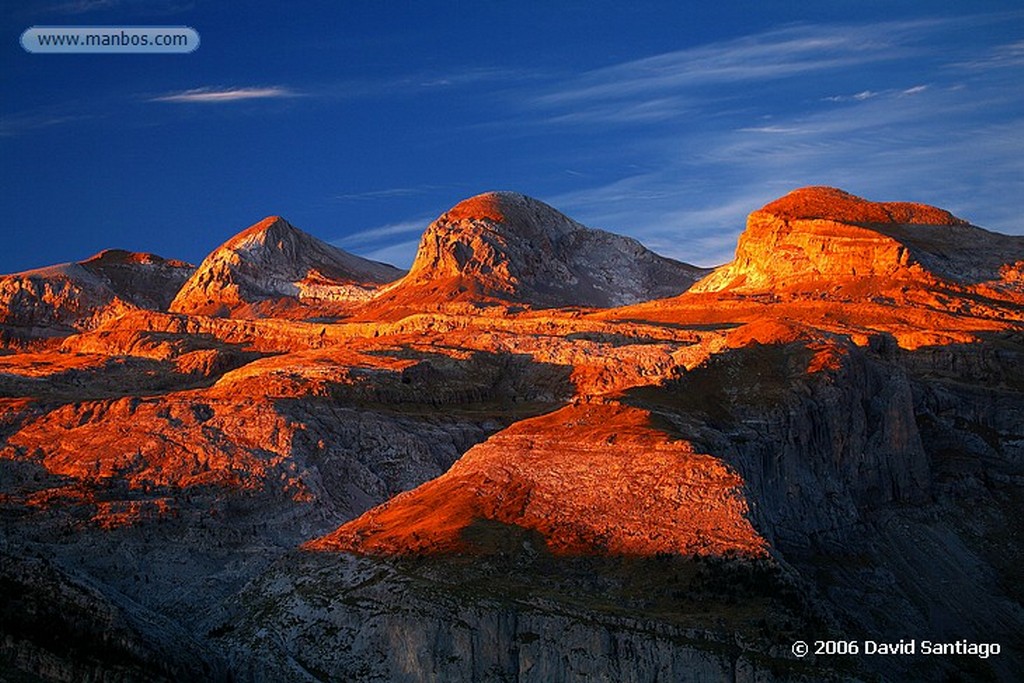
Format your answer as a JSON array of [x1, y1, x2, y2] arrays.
[[334, 187, 436, 202], [361, 239, 421, 269], [332, 217, 433, 268], [952, 39, 1024, 70], [545, 180, 784, 267], [507, 14, 1024, 264], [414, 67, 534, 89], [530, 20, 940, 111], [0, 112, 90, 137], [333, 218, 430, 249], [333, 220, 425, 268], [149, 86, 299, 103], [824, 84, 928, 102]]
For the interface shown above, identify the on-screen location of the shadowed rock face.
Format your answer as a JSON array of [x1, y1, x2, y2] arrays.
[[375, 191, 708, 309], [169, 216, 404, 317], [2, 188, 1024, 682]]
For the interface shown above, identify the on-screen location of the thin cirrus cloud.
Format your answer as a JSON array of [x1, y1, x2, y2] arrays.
[[530, 20, 931, 110], [823, 85, 928, 102], [333, 218, 430, 248], [0, 112, 89, 137], [334, 187, 437, 202], [501, 14, 1023, 266], [332, 217, 433, 269], [361, 239, 421, 270], [148, 86, 299, 103], [950, 39, 1024, 70]]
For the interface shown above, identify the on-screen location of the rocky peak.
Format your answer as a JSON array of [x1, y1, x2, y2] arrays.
[[758, 186, 968, 226], [169, 216, 404, 317], [693, 186, 1024, 293], [82, 249, 192, 270], [79, 249, 195, 310], [380, 191, 707, 309], [1, 249, 196, 344], [0, 263, 131, 339]]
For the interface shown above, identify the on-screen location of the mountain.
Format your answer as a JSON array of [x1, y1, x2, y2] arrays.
[[0, 250, 194, 348], [693, 186, 1024, 294], [80, 249, 196, 309], [371, 191, 707, 310], [2, 187, 1023, 682], [169, 216, 404, 317]]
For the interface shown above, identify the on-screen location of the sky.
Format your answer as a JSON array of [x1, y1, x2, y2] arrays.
[[1, 1, 1022, 274]]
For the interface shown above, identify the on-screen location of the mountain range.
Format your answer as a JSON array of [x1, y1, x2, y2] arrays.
[[1, 187, 1022, 682]]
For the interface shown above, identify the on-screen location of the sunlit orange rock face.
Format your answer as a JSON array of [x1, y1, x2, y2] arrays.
[[623, 186, 1024, 351], [693, 186, 1022, 295], [308, 403, 768, 557], [300, 186, 1023, 563]]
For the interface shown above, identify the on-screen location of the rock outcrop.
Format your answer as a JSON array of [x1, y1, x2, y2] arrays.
[[169, 216, 404, 317], [693, 186, 1024, 293], [210, 553, 830, 682], [309, 402, 767, 558], [373, 192, 707, 310]]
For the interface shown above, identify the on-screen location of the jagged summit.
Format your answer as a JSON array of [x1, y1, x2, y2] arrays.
[[693, 186, 1024, 294], [375, 191, 707, 309], [169, 216, 404, 317]]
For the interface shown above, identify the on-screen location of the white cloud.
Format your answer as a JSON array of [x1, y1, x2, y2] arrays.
[[332, 218, 430, 249], [952, 39, 1024, 70], [517, 16, 1024, 267], [149, 87, 298, 103], [334, 187, 437, 201], [529, 19, 952, 113], [735, 125, 801, 134], [0, 112, 86, 137], [360, 239, 421, 270]]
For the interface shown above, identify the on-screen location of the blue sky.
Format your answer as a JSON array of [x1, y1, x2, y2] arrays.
[[2, 1, 1022, 274]]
